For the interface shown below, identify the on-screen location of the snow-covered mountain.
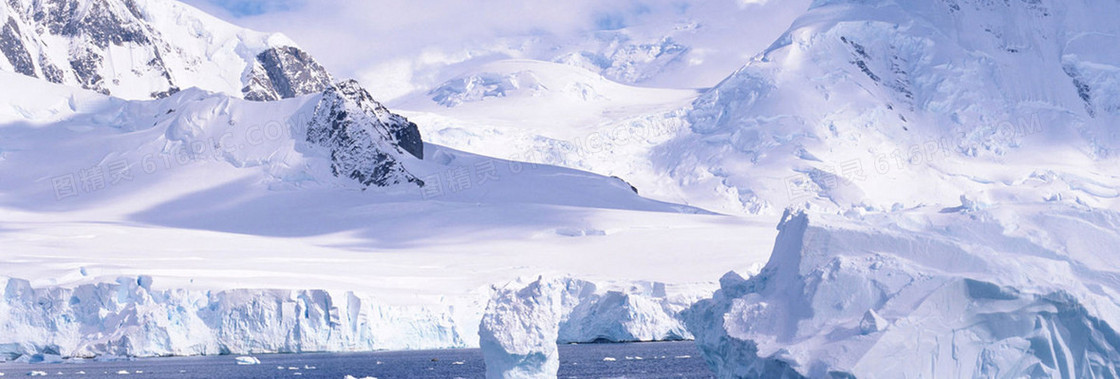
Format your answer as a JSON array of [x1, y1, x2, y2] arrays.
[[0, 0, 331, 100], [0, 0, 763, 360], [0, 0, 429, 191], [439, 0, 1120, 376], [664, 0, 1120, 214], [407, 0, 1119, 216], [0, 59, 747, 358], [668, 0, 1120, 376]]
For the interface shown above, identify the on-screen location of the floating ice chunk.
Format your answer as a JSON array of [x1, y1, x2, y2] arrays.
[[235, 356, 261, 365], [479, 276, 575, 378], [93, 356, 130, 362]]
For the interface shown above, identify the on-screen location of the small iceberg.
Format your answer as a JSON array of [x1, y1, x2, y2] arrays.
[[235, 356, 261, 365]]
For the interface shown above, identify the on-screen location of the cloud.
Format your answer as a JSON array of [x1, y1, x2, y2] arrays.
[[737, 0, 771, 7], [173, 0, 810, 100]]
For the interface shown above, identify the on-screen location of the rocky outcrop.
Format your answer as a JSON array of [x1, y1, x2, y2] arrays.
[[247, 46, 333, 100], [306, 80, 425, 187]]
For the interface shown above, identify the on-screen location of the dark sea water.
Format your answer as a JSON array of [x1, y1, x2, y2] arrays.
[[0, 341, 713, 378]]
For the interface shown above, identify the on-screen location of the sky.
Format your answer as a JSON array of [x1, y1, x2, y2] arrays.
[[177, 0, 809, 101]]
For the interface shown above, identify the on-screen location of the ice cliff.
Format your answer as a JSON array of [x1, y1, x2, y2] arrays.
[[685, 206, 1120, 378], [0, 276, 464, 359]]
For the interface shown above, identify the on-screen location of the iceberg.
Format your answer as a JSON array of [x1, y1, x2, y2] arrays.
[[234, 356, 261, 365], [685, 206, 1120, 378], [478, 275, 696, 378]]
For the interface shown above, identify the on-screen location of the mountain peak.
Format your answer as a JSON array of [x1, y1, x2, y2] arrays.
[[306, 80, 426, 188], [0, 0, 331, 101]]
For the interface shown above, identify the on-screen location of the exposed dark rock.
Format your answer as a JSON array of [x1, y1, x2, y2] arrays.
[[306, 80, 425, 188], [43, 0, 150, 48], [1063, 64, 1096, 118], [0, 17, 35, 77], [38, 52, 64, 83], [255, 46, 333, 99], [150, 86, 180, 99], [242, 62, 281, 102], [69, 49, 107, 95]]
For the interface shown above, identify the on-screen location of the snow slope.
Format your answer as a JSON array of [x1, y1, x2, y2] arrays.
[[396, 59, 709, 208], [0, 70, 778, 357], [402, 0, 1120, 217], [0, 0, 331, 100], [687, 206, 1120, 378]]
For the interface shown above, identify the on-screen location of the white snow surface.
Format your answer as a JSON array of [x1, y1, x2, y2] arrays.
[[401, 0, 1120, 217], [686, 205, 1120, 378], [0, 70, 776, 357]]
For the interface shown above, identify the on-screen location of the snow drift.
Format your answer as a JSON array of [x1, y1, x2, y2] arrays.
[[685, 206, 1120, 378]]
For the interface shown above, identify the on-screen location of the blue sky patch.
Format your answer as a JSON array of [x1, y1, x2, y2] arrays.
[[202, 0, 304, 17]]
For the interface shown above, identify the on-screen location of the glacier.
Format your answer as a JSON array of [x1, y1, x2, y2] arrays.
[[685, 206, 1120, 378], [0, 275, 465, 360]]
